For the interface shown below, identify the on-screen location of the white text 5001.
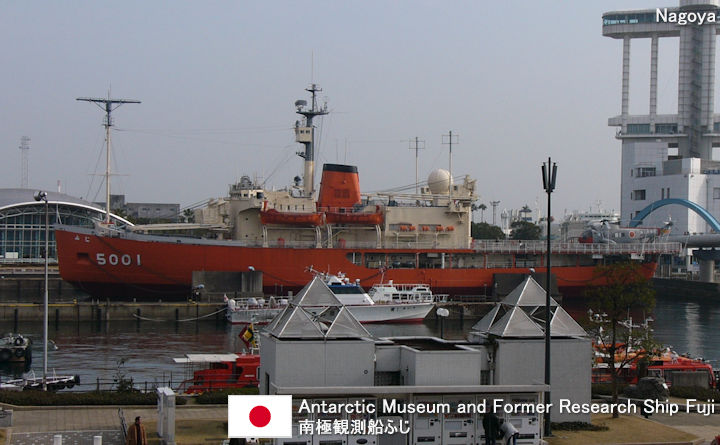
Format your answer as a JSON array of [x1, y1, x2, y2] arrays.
[[96, 253, 141, 266]]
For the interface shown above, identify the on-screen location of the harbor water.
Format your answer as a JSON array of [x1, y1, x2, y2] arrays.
[[0, 293, 718, 389]]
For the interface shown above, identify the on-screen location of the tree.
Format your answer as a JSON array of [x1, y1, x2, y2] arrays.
[[509, 220, 541, 240], [478, 203, 487, 222], [585, 262, 657, 418], [183, 209, 195, 223], [471, 222, 505, 240]]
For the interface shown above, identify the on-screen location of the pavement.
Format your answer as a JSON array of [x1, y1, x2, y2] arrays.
[[1, 403, 719, 445], [3, 405, 227, 445]]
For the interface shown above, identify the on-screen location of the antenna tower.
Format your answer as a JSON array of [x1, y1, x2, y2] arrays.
[[19, 136, 30, 188], [77, 94, 140, 222], [441, 131, 459, 197], [294, 84, 328, 197], [408, 137, 425, 194]]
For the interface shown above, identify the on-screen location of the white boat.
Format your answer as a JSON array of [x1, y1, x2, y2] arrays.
[[225, 295, 289, 325], [320, 273, 436, 323], [226, 274, 437, 324], [5, 370, 79, 391], [0, 333, 32, 363]]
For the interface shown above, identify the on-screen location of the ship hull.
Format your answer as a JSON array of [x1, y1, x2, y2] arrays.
[[55, 227, 659, 301]]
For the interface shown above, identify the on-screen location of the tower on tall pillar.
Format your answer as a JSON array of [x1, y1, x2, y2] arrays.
[[19, 136, 30, 189], [604, 0, 720, 235]]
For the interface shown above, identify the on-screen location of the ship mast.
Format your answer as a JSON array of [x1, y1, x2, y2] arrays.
[[294, 84, 328, 197], [77, 94, 140, 223]]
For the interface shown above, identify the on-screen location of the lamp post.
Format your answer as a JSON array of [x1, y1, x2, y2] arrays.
[[541, 158, 557, 437], [34, 190, 49, 391]]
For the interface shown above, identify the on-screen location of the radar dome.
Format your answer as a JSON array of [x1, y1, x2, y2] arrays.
[[428, 169, 452, 195]]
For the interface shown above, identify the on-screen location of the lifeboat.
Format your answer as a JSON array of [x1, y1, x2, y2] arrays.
[[260, 209, 323, 226], [323, 206, 384, 225], [325, 210, 384, 225]]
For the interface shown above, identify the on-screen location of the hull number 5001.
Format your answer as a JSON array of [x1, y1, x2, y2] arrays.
[[96, 253, 141, 266]]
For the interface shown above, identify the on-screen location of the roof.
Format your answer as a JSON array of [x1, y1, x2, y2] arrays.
[[268, 277, 371, 339], [0, 188, 100, 210], [471, 275, 587, 339], [0, 188, 133, 226]]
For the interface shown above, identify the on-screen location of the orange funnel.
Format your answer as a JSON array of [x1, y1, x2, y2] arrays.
[[317, 164, 361, 210]]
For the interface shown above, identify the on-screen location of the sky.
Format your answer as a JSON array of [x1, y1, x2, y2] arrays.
[[0, 1, 699, 218]]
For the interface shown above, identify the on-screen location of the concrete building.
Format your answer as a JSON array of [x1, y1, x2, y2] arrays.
[[604, 0, 720, 233], [259, 276, 590, 444], [96, 194, 181, 223]]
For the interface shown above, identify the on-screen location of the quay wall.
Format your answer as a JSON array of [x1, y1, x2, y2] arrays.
[[0, 302, 228, 323]]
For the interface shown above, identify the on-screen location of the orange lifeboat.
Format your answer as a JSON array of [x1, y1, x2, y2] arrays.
[[323, 206, 384, 225], [260, 209, 324, 226]]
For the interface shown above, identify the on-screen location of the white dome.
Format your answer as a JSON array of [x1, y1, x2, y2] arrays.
[[428, 169, 452, 195]]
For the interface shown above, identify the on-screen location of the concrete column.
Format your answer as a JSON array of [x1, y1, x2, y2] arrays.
[[699, 259, 715, 283], [622, 36, 631, 134], [650, 35, 658, 133]]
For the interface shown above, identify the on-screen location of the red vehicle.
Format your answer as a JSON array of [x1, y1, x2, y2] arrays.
[[174, 353, 259, 394], [592, 347, 715, 388]]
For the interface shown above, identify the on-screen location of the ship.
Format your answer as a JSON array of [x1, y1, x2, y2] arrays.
[[54, 84, 682, 300]]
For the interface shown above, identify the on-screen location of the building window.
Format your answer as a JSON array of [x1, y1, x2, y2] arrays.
[[627, 124, 650, 134], [714, 188, 720, 199], [632, 190, 646, 201], [636, 167, 656, 177]]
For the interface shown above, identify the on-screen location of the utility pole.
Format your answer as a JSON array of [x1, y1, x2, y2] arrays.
[[442, 131, 459, 198], [541, 157, 557, 438], [19, 136, 30, 189], [77, 94, 140, 223], [491, 200, 501, 226], [408, 137, 425, 194]]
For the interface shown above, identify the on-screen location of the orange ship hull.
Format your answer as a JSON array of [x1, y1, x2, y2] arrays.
[[55, 227, 659, 300]]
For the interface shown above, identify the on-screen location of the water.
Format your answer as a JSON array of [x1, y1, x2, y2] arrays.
[[1, 294, 718, 389]]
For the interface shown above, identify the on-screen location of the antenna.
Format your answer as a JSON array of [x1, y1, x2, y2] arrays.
[[77, 94, 140, 223], [442, 131, 459, 197], [19, 136, 30, 189], [408, 137, 425, 194]]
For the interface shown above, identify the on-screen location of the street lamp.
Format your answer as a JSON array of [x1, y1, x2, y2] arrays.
[[541, 158, 557, 437], [34, 190, 49, 391]]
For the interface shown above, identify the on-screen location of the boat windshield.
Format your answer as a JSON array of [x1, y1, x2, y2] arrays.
[[329, 285, 367, 294]]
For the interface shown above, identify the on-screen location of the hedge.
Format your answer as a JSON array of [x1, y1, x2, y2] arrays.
[[195, 387, 259, 404], [0, 390, 187, 406]]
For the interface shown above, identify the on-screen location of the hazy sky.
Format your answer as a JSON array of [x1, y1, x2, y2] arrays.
[[0, 1, 699, 217]]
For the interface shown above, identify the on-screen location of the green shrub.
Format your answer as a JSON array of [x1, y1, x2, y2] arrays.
[[551, 421, 608, 431], [0, 390, 185, 406], [669, 386, 720, 401], [591, 383, 629, 396], [195, 387, 259, 404]]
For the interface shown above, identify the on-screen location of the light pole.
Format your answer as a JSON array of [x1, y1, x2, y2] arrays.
[[541, 158, 557, 437], [34, 190, 49, 391]]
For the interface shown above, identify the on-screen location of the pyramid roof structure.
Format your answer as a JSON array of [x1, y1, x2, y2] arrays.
[[488, 306, 545, 338], [267, 276, 371, 339], [471, 276, 587, 339], [501, 276, 559, 307]]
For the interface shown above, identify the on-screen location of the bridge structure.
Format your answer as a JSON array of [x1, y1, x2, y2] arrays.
[[630, 198, 720, 282]]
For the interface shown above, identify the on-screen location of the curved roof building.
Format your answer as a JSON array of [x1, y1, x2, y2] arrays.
[[0, 188, 132, 264]]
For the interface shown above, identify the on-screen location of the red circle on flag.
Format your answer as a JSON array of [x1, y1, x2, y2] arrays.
[[249, 405, 271, 427]]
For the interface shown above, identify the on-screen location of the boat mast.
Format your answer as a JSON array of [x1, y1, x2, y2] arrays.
[[294, 84, 328, 197], [77, 94, 140, 223]]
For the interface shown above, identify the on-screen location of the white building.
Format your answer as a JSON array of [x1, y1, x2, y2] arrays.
[[604, 1, 720, 234]]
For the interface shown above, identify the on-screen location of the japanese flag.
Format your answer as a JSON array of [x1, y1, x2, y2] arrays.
[[228, 395, 292, 438]]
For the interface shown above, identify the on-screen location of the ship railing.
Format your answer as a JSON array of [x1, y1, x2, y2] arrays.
[[471, 240, 683, 255]]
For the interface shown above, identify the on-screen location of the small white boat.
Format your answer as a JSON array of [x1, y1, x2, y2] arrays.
[[320, 272, 436, 323], [5, 370, 79, 391], [225, 295, 289, 325], [0, 334, 32, 363]]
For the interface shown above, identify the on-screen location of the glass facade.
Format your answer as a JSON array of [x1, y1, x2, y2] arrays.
[[0, 202, 128, 264]]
